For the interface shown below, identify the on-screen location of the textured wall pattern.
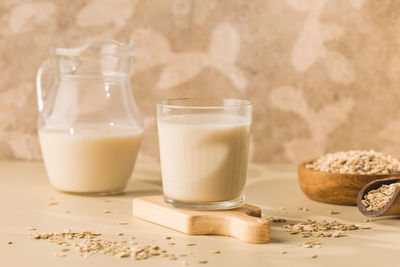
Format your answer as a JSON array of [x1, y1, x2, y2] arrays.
[[1, 0, 400, 163]]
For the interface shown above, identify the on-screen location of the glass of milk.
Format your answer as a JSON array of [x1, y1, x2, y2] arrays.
[[157, 98, 252, 210], [36, 40, 144, 195]]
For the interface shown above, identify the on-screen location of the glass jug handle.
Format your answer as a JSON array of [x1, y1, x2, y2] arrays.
[[36, 59, 53, 112]]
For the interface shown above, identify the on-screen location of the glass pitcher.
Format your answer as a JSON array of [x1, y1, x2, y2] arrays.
[[36, 40, 144, 195]]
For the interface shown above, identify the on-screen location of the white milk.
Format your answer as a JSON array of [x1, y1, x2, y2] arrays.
[[39, 125, 142, 194], [158, 114, 250, 202]]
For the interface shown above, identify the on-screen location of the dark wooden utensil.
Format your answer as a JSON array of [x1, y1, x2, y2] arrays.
[[357, 177, 400, 217], [298, 159, 399, 205]]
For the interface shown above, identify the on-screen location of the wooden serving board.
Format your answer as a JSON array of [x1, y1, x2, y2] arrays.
[[132, 195, 270, 244]]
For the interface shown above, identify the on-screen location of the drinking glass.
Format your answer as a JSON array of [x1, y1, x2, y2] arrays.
[[157, 98, 252, 210]]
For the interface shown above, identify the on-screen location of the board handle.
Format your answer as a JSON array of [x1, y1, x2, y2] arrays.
[[191, 211, 270, 244]]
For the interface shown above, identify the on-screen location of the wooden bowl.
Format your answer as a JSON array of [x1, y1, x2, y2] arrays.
[[298, 159, 400, 205]]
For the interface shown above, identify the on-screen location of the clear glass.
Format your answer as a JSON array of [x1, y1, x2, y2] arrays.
[[157, 98, 252, 210], [36, 40, 144, 195]]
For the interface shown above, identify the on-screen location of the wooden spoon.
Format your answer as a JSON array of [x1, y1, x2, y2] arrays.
[[357, 177, 400, 217]]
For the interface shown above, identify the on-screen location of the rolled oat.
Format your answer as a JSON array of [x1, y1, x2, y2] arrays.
[[361, 182, 400, 212], [283, 219, 369, 238], [306, 150, 400, 175]]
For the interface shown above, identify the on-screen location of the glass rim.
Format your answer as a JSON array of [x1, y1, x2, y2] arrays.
[[157, 97, 252, 110]]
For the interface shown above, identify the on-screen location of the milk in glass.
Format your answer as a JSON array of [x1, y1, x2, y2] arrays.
[[158, 114, 250, 202]]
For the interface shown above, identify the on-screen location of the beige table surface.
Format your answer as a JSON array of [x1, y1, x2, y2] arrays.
[[1, 161, 399, 267]]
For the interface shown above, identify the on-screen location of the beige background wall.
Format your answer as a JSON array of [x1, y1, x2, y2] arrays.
[[1, 0, 400, 163]]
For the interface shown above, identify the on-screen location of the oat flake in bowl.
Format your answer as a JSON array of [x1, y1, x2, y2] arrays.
[[305, 150, 400, 175], [361, 182, 400, 212]]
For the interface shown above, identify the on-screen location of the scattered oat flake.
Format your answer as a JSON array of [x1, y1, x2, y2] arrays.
[[269, 217, 287, 223], [113, 221, 129, 225], [30, 233, 41, 239], [24, 227, 37, 230], [29, 230, 181, 261], [187, 243, 196, 246], [7, 241, 12, 245], [164, 236, 172, 239], [27, 230, 230, 261], [180, 253, 188, 257], [283, 219, 368, 238], [47, 197, 60, 206], [116, 233, 124, 236], [332, 231, 345, 238], [104, 210, 111, 213], [298, 207, 309, 212], [65, 210, 70, 214], [281, 251, 288, 254], [168, 255, 177, 260], [169, 242, 176, 245], [329, 210, 340, 215], [298, 239, 322, 248], [307, 254, 318, 259]]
